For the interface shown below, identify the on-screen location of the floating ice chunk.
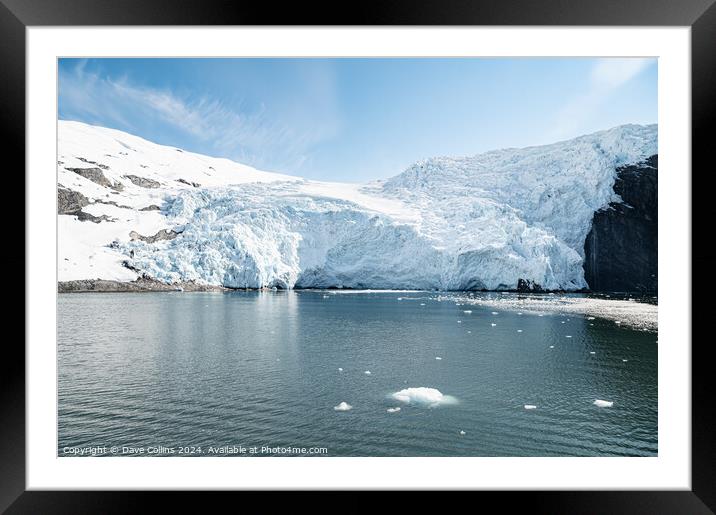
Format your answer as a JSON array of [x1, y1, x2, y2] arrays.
[[491, 323, 497, 327], [459, 430, 466, 435], [397, 297, 403, 301], [549, 345, 554, 348], [587, 317, 595, 320], [491, 312, 499, 315], [561, 321, 566, 324], [518, 312, 523, 315], [387, 407, 401, 413], [593, 399, 613, 408], [420, 303, 425, 306], [435, 356, 442, 360], [590, 351, 596, 355], [463, 310, 472, 314], [391, 387, 457, 407], [517, 329, 523, 333], [467, 330, 471, 334], [338, 367, 343, 372], [615, 321, 621, 325], [622, 359, 628, 362], [323, 295, 330, 298], [524, 405, 537, 410], [334, 402, 352, 411], [565, 335, 572, 338], [364, 370, 371, 375]]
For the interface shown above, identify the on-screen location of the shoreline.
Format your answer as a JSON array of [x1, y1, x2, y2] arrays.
[[58, 278, 656, 297]]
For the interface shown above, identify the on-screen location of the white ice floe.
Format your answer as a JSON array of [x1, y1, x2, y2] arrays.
[[338, 367, 343, 372], [587, 317, 596, 320], [463, 310, 472, 314], [391, 387, 457, 407], [387, 407, 401, 413], [549, 345, 554, 348], [593, 399, 614, 408], [524, 405, 537, 410], [364, 370, 371, 375], [590, 351, 596, 355], [459, 430, 466, 435], [517, 329, 523, 333], [435, 356, 442, 360], [622, 359, 628, 362], [491, 323, 497, 327], [565, 335, 572, 338], [491, 312, 499, 315], [334, 402, 353, 411]]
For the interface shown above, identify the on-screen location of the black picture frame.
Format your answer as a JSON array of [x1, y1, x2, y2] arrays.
[[5, 0, 714, 511]]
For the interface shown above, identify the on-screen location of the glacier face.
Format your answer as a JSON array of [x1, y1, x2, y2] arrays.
[[58, 121, 657, 290]]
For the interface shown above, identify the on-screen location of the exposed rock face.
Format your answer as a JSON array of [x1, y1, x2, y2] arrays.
[[124, 175, 161, 188], [139, 204, 162, 211], [58, 187, 90, 214], [67, 167, 124, 191], [58, 277, 225, 293], [584, 155, 657, 293], [129, 228, 180, 243], [177, 178, 201, 188]]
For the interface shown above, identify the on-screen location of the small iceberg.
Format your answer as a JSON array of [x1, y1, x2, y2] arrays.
[[338, 367, 343, 372], [386, 407, 401, 413], [524, 404, 537, 410], [587, 316, 595, 320], [459, 430, 466, 435], [549, 345, 554, 349], [593, 399, 613, 408], [463, 310, 472, 314], [491, 323, 497, 327], [391, 387, 457, 408], [491, 311, 499, 315], [517, 329, 523, 333], [334, 402, 352, 411], [435, 356, 442, 360], [364, 370, 371, 375], [565, 335, 572, 338], [590, 351, 596, 355]]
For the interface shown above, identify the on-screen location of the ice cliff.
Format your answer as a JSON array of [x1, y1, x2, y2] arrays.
[[57, 121, 657, 290]]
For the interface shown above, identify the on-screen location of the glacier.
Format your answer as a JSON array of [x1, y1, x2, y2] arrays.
[[57, 121, 657, 290]]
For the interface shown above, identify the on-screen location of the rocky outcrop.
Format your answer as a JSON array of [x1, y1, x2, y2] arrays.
[[584, 155, 657, 293], [177, 178, 201, 188], [58, 187, 90, 214], [67, 167, 124, 191], [58, 277, 226, 293], [124, 175, 161, 188], [139, 204, 162, 211]]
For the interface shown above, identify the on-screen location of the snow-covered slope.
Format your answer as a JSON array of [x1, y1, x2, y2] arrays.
[[57, 121, 657, 290]]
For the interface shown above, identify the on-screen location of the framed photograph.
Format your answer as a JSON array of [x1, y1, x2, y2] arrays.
[[7, 0, 715, 511]]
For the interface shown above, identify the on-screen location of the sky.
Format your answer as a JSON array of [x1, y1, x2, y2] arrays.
[[58, 58, 657, 182]]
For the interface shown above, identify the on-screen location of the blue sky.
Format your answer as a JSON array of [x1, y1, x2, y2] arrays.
[[58, 58, 657, 181]]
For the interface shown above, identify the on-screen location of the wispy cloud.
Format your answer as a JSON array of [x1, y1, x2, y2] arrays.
[[546, 58, 655, 141], [58, 60, 340, 174]]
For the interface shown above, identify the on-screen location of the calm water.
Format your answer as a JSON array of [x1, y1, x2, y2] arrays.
[[58, 291, 657, 457]]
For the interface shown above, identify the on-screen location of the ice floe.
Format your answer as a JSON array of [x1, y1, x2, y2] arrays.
[[524, 405, 537, 410], [334, 402, 352, 411], [593, 399, 613, 408], [391, 387, 457, 407], [387, 407, 401, 413]]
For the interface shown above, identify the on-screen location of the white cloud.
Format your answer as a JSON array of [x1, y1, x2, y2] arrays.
[[58, 61, 340, 174], [590, 58, 653, 89], [547, 58, 655, 141]]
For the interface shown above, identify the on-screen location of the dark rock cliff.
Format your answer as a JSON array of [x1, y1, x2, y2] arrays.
[[584, 154, 658, 293]]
